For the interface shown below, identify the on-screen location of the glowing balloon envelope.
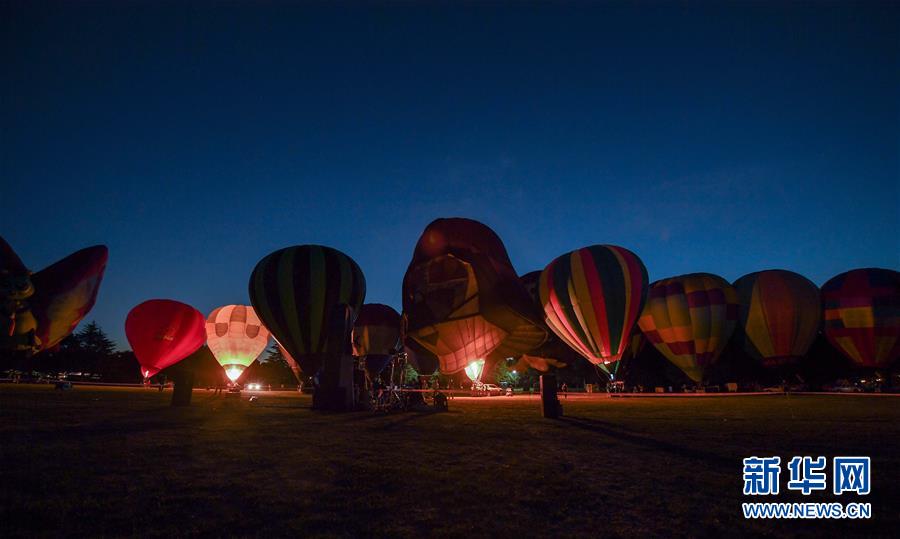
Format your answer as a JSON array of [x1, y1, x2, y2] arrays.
[[638, 273, 739, 383], [734, 269, 820, 368], [125, 299, 206, 379], [822, 268, 900, 369], [539, 245, 648, 374], [403, 218, 546, 375], [206, 305, 271, 382], [464, 359, 485, 382]]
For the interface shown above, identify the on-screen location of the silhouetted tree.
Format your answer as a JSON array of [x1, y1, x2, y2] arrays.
[[76, 321, 115, 357]]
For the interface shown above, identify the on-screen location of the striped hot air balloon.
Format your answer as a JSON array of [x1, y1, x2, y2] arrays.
[[538, 245, 648, 374], [822, 268, 900, 369], [638, 273, 739, 383], [248, 245, 366, 375], [206, 305, 271, 382], [734, 270, 821, 369], [352, 303, 401, 376]]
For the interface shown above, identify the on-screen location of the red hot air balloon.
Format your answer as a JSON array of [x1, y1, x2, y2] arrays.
[[125, 300, 206, 379], [822, 268, 900, 369]]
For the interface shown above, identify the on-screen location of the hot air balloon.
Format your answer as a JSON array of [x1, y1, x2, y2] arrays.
[[352, 303, 401, 376], [822, 268, 900, 369], [125, 299, 206, 379], [734, 270, 821, 369], [402, 218, 547, 378], [206, 305, 271, 382], [638, 273, 739, 383], [249, 245, 366, 375], [1, 237, 107, 354], [538, 245, 648, 377]]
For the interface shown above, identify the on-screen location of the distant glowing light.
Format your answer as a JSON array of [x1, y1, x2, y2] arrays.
[[226, 367, 244, 382], [464, 359, 485, 382]]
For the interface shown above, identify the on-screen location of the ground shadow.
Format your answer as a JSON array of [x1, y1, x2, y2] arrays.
[[559, 415, 733, 468]]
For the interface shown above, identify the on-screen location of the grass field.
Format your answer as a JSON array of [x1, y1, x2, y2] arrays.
[[1, 385, 898, 537]]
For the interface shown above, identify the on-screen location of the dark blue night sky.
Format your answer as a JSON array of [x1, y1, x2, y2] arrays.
[[3, 1, 898, 348]]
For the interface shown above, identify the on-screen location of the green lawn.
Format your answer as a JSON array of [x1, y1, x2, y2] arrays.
[[1, 385, 897, 537]]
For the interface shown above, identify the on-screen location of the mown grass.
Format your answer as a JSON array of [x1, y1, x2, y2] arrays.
[[1, 385, 897, 537]]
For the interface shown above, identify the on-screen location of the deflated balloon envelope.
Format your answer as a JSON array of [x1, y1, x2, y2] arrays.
[[29, 245, 108, 351], [538, 245, 648, 375], [402, 218, 547, 375], [125, 299, 206, 379], [638, 273, 739, 383], [734, 269, 820, 369], [352, 303, 401, 376], [1, 236, 108, 354], [822, 268, 900, 369], [248, 245, 366, 375], [206, 304, 271, 382]]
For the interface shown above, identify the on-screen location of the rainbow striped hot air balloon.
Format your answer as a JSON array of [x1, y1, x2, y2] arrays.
[[734, 270, 820, 369], [248, 245, 366, 375], [538, 245, 648, 375], [822, 268, 900, 369], [638, 273, 739, 383], [206, 305, 271, 382]]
